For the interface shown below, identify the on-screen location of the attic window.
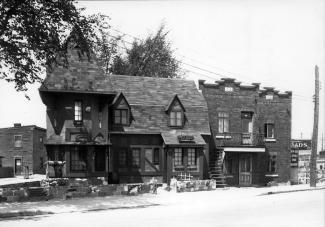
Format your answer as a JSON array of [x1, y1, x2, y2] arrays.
[[266, 95, 273, 100], [225, 87, 233, 92], [170, 110, 183, 127], [114, 109, 128, 125]]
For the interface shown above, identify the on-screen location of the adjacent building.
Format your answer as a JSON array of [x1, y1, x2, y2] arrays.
[[0, 124, 46, 176], [199, 78, 292, 186], [39, 44, 211, 183]]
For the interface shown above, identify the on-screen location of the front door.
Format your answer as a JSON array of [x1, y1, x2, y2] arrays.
[[94, 147, 106, 172], [239, 154, 252, 186], [14, 158, 23, 175]]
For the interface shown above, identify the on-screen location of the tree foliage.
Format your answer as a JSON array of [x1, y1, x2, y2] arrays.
[[109, 25, 182, 78], [0, 0, 111, 93]]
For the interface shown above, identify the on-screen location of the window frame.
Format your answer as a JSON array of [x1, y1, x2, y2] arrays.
[[131, 148, 141, 168], [118, 148, 127, 167], [218, 112, 229, 133], [268, 155, 277, 173], [14, 135, 22, 148], [114, 109, 129, 125], [153, 148, 160, 165], [70, 146, 87, 172], [169, 110, 184, 127], [174, 148, 184, 166], [187, 148, 197, 166], [265, 123, 275, 138], [74, 100, 83, 125]]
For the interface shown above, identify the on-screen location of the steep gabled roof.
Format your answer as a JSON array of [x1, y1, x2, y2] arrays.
[[109, 75, 210, 134], [165, 94, 186, 113], [40, 47, 114, 94]]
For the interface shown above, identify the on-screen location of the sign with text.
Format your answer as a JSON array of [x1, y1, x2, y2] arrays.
[[178, 135, 195, 143], [291, 140, 311, 150], [290, 150, 299, 167]]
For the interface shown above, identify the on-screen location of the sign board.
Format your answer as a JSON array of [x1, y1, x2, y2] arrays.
[[178, 135, 195, 143], [291, 140, 311, 150], [290, 151, 299, 167]]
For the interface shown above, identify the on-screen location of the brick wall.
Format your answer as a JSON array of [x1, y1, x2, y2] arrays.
[[0, 125, 46, 175], [199, 78, 292, 184]]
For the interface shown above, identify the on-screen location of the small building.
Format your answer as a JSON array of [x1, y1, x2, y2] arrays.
[[199, 78, 292, 186], [0, 124, 46, 177], [290, 139, 312, 184], [39, 43, 211, 183]]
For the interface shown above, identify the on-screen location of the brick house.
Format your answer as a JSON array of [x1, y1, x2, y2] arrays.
[[39, 44, 211, 183], [199, 78, 292, 186], [0, 124, 46, 176]]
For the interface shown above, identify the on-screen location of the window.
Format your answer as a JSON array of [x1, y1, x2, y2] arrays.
[[119, 149, 127, 166], [264, 123, 275, 138], [14, 135, 22, 148], [132, 148, 140, 167], [39, 137, 43, 143], [266, 95, 273, 100], [218, 112, 229, 133], [225, 87, 233, 92], [70, 146, 87, 171], [74, 101, 82, 121], [153, 148, 160, 165], [114, 109, 128, 125], [187, 148, 197, 166], [174, 148, 184, 166], [268, 155, 277, 173], [224, 159, 233, 174], [170, 111, 183, 127]]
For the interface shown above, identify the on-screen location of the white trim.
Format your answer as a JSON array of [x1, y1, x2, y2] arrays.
[[264, 138, 277, 142], [215, 135, 232, 139], [265, 174, 279, 177], [224, 147, 265, 153]]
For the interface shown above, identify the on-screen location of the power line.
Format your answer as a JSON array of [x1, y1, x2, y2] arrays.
[[108, 27, 315, 100]]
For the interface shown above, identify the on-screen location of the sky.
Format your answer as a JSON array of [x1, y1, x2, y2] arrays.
[[0, 0, 324, 148]]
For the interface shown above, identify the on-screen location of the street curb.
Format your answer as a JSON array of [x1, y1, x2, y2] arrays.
[[0, 203, 160, 219], [259, 186, 325, 196]]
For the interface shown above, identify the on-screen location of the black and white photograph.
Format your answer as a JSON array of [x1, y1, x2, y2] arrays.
[[0, 0, 324, 226]]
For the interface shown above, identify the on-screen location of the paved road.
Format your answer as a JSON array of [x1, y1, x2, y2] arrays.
[[1, 189, 324, 227]]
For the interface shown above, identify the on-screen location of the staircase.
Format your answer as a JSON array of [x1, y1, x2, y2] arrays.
[[209, 149, 227, 188]]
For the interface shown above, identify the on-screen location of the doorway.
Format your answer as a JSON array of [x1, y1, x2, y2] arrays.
[[239, 154, 252, 186], [94, 147, 106, 172], [14, 157, 23, 175]]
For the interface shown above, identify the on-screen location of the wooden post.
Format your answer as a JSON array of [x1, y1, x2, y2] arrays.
[[310, 65, 320, 187]]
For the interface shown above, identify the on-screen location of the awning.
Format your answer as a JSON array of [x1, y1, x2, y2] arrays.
[[161, 131, 206, 147], [223, 147, 265, 153]]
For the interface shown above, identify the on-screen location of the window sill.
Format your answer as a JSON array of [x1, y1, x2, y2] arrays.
[[265, 174, 278, 177], [216, 135, 232, 139], [264, 138, 276, 142]]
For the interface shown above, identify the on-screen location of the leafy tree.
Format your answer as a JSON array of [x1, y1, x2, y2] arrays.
[[0, 0, 112, 93], [109, 25, 182, 78]]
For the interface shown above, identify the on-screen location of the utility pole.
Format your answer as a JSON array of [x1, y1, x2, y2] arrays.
[[310, 65, 320, 187]]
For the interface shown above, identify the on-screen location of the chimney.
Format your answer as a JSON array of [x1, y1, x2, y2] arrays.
[[14, 123, 21, 127]]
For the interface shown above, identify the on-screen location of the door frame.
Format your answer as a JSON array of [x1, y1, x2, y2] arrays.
[[238, 153, 252, 186], [14, 156, 23, 175]]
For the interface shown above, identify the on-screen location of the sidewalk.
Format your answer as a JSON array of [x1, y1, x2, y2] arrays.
[[0, 194, 159, 219], [0, 183, 324, 219]]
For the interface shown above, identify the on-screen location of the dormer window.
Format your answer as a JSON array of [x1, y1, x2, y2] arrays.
[[112, 92, 131, 126], [170, 111, 183, 127], [114, 109, 128, 125], [166, 94, 186, 128]]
